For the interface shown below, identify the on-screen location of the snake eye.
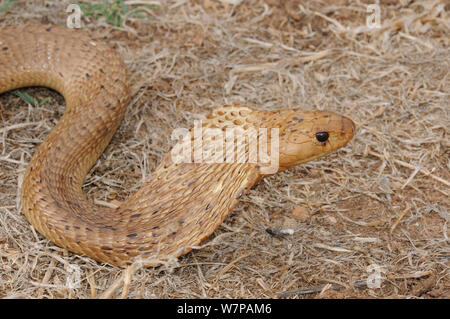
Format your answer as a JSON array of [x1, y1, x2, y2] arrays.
[[316, 131, 329, 143]]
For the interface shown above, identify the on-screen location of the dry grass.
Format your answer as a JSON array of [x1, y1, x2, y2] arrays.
[[0, 0, 448, 298]]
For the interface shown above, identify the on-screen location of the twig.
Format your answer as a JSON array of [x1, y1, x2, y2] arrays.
[[87, 270, 97, 298], [99, 263, 140, 299], [37, 259, 56, 298], [368, 150, 450, 188], [0, 121, 44, 134], [208, 253, 251, 293], [388, 270, 433, 280], [390, 204, 411, 235], [276, 279, 368, 298]]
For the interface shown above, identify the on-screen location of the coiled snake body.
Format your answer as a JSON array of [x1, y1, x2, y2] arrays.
[[0, 25, 355, 267]]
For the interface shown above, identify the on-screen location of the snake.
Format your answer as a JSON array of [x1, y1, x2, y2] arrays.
[[0, 24, 355, 267]]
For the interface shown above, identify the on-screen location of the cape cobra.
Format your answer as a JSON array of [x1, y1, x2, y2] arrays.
[[0, 24, 355, 267]]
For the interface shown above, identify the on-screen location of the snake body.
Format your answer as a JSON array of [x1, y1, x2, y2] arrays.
[[0, 25, 355, 267]]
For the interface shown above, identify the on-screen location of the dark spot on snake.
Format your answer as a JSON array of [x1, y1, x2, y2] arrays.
[[152, 233, 159, 237], [127, 233, 137, 238], [152, 226, 159, 230], [68, 201, 81, 208], [101, 246, 113, 250], [100, 85, 105, 89], [205, 203, 211, 210], [100, 68, 104, 73], [46, 27, 52, 32], [69, 177, 73, 184], [130, 213, 141, 218], [65, 225, 70, 230], [178, 219, 185, 225], [76, 241, 81, 244], [74, 226, 80, 230], [86, 227, 93, 232], [86, 73, 91, 79], [102, 225, 117, 231], [2, 47, 8, 51], [152, 211, 159, 215], [106, 103, 112, 108]]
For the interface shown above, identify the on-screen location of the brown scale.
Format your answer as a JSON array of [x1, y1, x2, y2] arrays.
[[0, 25, 355, 267]]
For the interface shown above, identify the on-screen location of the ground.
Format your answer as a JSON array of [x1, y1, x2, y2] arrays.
[[0, 0, 448, 298]]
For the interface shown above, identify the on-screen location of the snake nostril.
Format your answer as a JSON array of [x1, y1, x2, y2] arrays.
[[315, 131, 329, 143]]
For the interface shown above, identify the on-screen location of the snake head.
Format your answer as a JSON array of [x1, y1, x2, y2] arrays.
[[255, 109, 355, 174]]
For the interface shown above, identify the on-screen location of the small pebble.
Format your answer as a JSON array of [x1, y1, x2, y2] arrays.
[[290, 206, 309, 221], [326, 215, 337, 224]]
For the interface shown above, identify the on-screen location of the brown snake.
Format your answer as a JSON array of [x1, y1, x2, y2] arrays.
[[0, 25, 355, 267]]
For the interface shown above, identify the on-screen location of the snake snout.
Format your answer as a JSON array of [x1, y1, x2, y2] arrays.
[[338, 115, 356, 145], [317, 113, 355, 152]]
